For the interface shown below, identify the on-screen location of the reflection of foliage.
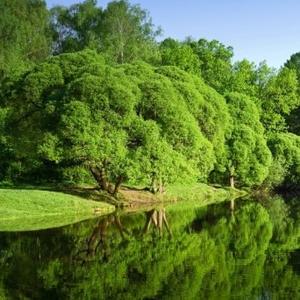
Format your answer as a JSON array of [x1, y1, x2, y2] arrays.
[[266, 196, 300, 251], [0, 200, 299, 299], [264, 251, 300, 300]]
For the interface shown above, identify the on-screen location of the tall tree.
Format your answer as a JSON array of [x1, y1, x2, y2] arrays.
[[101, 0, 160, 63], [259, 67, 299, 132], [223, 93, 272, 187], [186, 38, 233, 93], [159, 38, 200, 75], [284, 52, 300, 135], [50, 0, 102, 54], [230, 59, 258, 97], [0, 0, 51, 79], [51, 0, 160, 63], [285, 52, 300, 83]]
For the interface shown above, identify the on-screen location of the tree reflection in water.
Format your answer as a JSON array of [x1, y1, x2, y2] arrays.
[[77, 207, 172, 264], [0, 197, 299, 299]]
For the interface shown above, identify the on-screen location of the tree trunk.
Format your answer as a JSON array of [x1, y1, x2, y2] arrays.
[[230, 175, 235, 188], [113, 175, 124, 196], [150, 175, 158, 194], [230, 199, 235, 211], [90, 166, 111, 192], [159, 176, 164, 194]]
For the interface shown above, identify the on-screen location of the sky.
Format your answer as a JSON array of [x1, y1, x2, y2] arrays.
[[46, 0, 300, 68]]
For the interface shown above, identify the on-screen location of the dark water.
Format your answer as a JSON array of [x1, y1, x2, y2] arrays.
[[0, 196, 299, 300]]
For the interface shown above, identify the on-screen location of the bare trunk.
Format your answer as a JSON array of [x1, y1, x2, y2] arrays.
[[230, 176, 235, 188], [113, 175, 124, 196], [120, 50, 124, 64], [150, 176, 158, 194], [163, 211, 172, 236], [230, 199, 235, 211], [159, 176, 164, 194], [90, 166, 114, 194], [158, 209, 163, 235], [90, 166, 107, 190]]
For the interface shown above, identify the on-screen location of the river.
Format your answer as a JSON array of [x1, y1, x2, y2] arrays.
[[0, 195, 299, 299]]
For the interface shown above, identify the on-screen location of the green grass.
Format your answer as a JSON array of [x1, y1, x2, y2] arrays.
[[165, 183, 247, 206], [0, 189, 115, 231]]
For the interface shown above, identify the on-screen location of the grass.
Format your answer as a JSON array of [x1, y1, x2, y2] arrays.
[[118, 183, 247, 212], [165, 183, 246, 205], [0, 182, 246, 231], [0, 189, 115, 231]]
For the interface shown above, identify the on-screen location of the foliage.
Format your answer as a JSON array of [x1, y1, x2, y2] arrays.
[[51, 0, 102, 54], [259, 67, 299, 132], [219, 93, 272, 187], [1, 199, 298, 299], [8, 50, 231, 191], [187, 38, 233, 93], [0, 0, 51, 79], [160, 38, 200, 75], [51, 0, 160, 64], [266, 132, 300, 187], [0, 0, 300, 191]]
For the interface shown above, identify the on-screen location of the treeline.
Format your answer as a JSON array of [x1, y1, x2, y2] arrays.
[[0, 0, 300, 193]]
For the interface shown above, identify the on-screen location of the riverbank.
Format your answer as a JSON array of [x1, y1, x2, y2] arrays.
[[59, 182, 246, 208], [0, 189, 115, 231], [0, 183, 246, 231], [120, 183, 246, 208]]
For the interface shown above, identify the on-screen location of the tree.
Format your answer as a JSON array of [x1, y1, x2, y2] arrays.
[[7, 50, 217, 194], [51, 0, 161, 64], [266, 132, 300, 188], [50, 0, 102, 54], [285, 52, 300, 83], [101, 0, 160, 64], [159, 38, 200, 75], [186, 38, 233, 94], [222, 93, 272, 187], [259, 67, 299, 132], [0, 0, 51, 79], [0, 108, 11, 181], [156, 66, 231, 178], [284, 52, 300, 135], [230, 59, 258, 97]]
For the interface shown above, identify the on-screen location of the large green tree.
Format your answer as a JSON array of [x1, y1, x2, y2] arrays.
[[7, 50, 219, 193]]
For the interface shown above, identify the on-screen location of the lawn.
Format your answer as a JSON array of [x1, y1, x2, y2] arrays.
[[0, 189, 115, 231]]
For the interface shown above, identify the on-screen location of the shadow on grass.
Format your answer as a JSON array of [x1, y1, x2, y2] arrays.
[[0, 183, 117, 203]]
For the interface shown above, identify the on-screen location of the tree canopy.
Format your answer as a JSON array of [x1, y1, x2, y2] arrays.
[[1, 0, 300, 192]]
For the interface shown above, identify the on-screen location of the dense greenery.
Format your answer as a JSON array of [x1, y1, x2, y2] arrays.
[[1, 0, 300, 194]]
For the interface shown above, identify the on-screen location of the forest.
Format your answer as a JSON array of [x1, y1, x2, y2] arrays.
[[1, 0, 300, 196]]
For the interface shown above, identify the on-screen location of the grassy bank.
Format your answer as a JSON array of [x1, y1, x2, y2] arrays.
[[0, 189, 115, 231], [166, 183, 246, 204], [118, 183, 246, 208], [0, 183, 245, 231]]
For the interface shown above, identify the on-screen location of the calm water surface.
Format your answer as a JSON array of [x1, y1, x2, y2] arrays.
[[0, 196, 299, 299]]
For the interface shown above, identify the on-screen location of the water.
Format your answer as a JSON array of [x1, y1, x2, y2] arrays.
[[0, 196, 299, 300]]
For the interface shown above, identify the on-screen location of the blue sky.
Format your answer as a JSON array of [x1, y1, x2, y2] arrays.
[[46, 0, 300, 68]]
